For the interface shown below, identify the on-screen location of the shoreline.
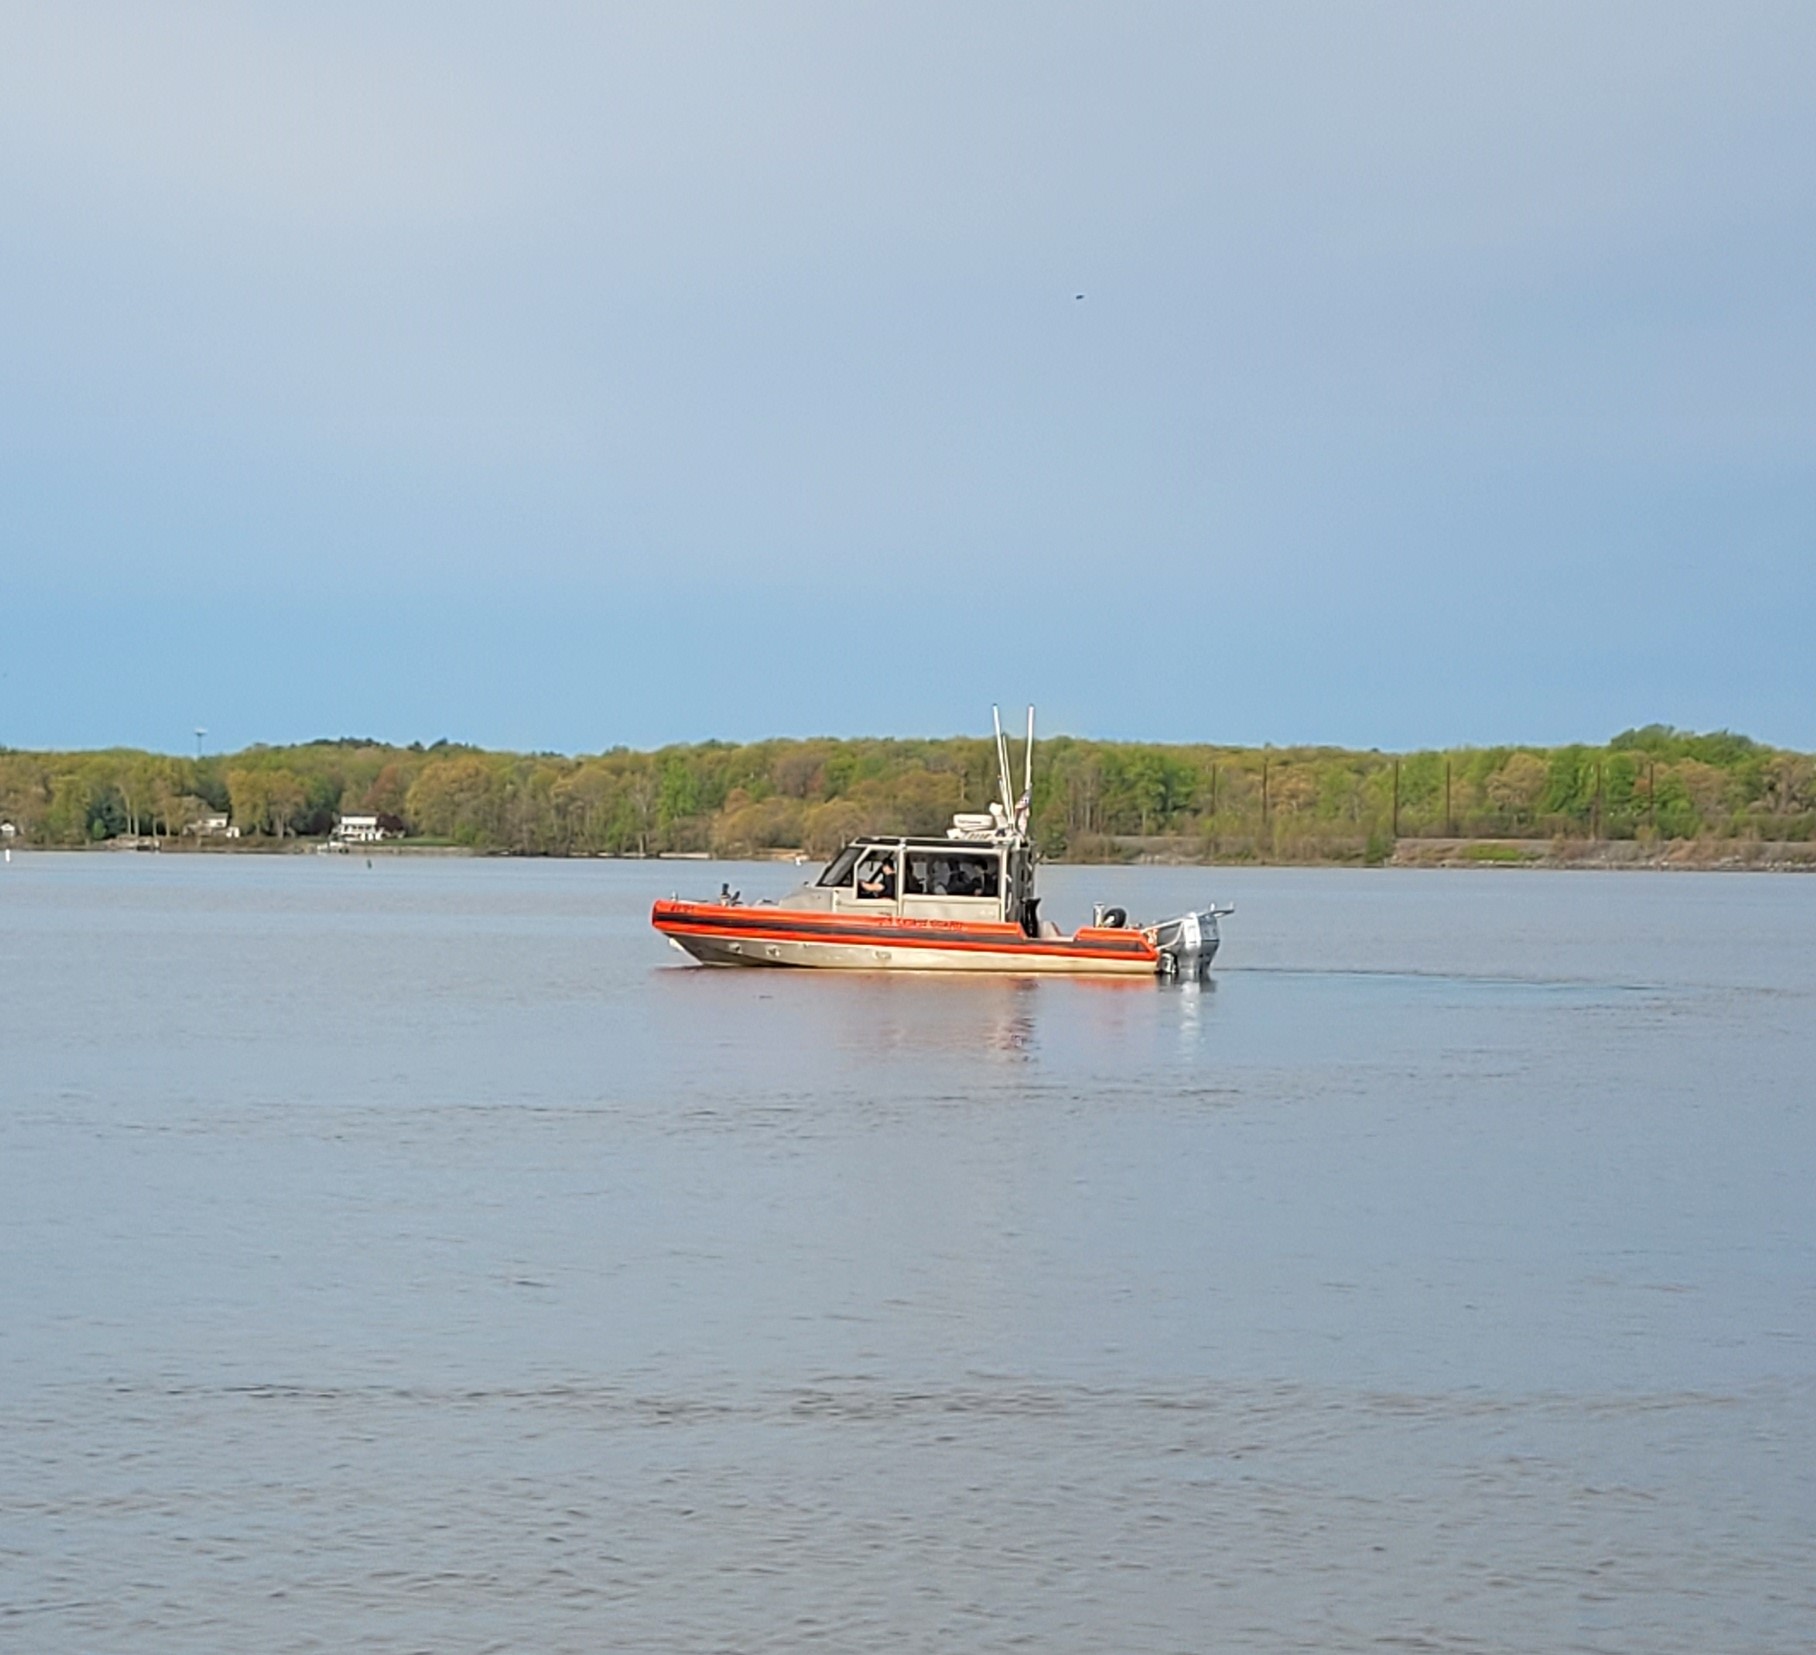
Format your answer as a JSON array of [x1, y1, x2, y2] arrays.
[[15, 837, 1814, 872]]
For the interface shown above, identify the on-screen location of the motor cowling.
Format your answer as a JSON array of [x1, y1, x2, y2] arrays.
[[1148, 906, 1232, 977]]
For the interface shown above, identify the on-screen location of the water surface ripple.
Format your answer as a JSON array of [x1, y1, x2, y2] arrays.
[[2, 856, 1812, 1651]]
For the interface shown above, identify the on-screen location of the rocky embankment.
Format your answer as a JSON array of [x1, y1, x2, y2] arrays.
[[1087, 834, 1816, 870]]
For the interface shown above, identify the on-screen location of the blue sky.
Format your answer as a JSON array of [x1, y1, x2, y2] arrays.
[[3, 3, 1812, 754]]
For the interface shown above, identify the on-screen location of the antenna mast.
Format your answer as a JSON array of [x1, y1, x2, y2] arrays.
[[991, 705, 1015, 818], [1023, 705, 1035, 820]]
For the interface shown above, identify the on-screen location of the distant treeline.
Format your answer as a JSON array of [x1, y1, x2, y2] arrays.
[[1, 727, 1810, 862]]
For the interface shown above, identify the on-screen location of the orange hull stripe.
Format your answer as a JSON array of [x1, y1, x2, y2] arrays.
[[654, 899, 1036, 938], [653, 908, 1158, 962], [659, 924, 1155, 962]]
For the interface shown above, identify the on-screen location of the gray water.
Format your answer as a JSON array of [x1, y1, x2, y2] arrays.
[[1, 853, 1812, 1652]]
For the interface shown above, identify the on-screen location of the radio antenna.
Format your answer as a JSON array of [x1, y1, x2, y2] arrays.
[[991, 704, 1015, 819], [1021, 705, 1035, 829]]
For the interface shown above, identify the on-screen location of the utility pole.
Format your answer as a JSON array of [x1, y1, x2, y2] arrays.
[[1444, 759, 1453, 838], [1392, 759, 1401, 839]]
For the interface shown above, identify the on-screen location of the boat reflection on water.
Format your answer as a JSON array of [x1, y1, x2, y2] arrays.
[[1156, 973, 1218, 997], [657, 963, 1042, 1060], [654, 959, 1196, 1073]]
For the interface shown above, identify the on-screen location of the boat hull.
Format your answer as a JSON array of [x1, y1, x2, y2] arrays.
[[652, 900, 1161, 975]]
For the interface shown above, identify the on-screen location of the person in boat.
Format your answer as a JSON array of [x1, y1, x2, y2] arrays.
[[858, 856, 895, 900]]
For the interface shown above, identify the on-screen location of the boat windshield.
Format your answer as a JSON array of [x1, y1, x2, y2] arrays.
[[816, 845, 863, 888]]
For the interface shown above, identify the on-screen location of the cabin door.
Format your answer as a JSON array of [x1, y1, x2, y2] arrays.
[[851, 846, 902, 916]]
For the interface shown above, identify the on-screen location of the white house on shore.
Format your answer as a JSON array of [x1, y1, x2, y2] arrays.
[[186, 812, 241, 840], [332, 814, 392, 844]]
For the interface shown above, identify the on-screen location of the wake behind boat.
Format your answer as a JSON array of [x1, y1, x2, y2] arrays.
[[651, 708, 1232, 978]]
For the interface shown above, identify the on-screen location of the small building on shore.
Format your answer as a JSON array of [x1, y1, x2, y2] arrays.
[[332, 813, 393, 844], [186, 812, 241, 840]]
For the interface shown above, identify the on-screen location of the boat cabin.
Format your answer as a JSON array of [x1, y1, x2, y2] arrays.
[[784, 833, 1043, 933]]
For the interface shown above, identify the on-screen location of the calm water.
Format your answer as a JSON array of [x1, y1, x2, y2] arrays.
[[2, 853, 1812, 1652]]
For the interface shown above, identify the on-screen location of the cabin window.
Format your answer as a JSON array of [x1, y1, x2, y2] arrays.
[[853, 847, 898, 901], [903, 850, 998, 899], [817, 845, 862, 888]]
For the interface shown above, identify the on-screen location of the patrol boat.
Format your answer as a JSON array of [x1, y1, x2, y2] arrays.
[[651, 709, 1232, 977]]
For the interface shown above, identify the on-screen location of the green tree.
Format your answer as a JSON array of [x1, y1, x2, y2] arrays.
[[45, 774, 93, 845], [406, 755, 508, 844], [1542, 747, 1596, 826], [265, 769, 308, 838], [1485, 752, 1547, 827], [225, 769, 272, 836]]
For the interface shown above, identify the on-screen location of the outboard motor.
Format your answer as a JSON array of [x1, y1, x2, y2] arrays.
[[1149, 905, 1234, 978]]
